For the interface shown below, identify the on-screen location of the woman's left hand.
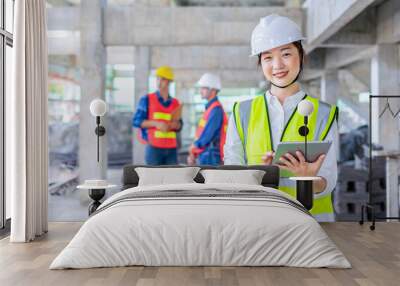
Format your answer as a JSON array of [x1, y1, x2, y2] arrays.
[[277, 151, 326, 177]]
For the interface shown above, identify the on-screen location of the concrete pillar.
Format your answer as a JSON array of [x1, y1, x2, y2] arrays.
[[301, 79, 320, 100], [174, 82, 185, 152], [285, 0, 302, 8], [174, 81, 184, 102], [79, 0, 107, 182], [370, 44, 400, 217], [320, 70, 340, 159], [370, 45, 400, 150], [320, 70, 339, 105], [177, 85, 193, 152], [132, 46, 150, 164], [385, 157, 400, 218]]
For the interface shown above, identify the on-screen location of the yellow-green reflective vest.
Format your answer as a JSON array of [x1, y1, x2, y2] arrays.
[[233, 94, 338, 217]]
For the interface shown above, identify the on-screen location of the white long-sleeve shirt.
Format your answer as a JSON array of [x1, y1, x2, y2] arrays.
[[224, 90, 338, 221]]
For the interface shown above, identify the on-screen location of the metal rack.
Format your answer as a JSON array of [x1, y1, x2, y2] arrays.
[[359, 95, 400, 230]]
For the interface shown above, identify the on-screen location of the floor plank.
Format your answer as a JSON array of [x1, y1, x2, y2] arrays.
[[0, 222, 399, 286]]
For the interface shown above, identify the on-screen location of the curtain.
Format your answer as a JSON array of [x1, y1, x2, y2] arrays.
[[8, 0, 48, 242]]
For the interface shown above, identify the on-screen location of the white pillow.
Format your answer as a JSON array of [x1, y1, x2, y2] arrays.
[[135, 167, 201, 186], [200, 169, 266, 185]]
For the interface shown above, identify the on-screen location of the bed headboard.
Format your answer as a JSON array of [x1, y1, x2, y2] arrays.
[[122, 165, 280, 190]]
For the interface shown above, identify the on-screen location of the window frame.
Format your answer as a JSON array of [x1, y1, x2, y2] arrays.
[[1, 0, 14, 231]]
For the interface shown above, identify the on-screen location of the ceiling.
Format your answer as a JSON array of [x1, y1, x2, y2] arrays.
[[47, 0, 295, 7], [174, 0, 287, 6]]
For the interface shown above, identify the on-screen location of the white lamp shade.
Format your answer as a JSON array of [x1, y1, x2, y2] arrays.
[[90, 99, 107, 117], [297, 100, 314, 116]]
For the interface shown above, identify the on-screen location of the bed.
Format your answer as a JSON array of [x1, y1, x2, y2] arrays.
[[50, 165, 351, 269]]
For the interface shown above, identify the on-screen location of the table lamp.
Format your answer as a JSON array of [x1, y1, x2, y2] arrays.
[[296, 99, 315, 210]]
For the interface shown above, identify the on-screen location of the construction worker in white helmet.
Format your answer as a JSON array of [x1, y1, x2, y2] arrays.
[[132, 66, 183, 165], [224, 14, 339, 222], [187, 73, 228, 166]]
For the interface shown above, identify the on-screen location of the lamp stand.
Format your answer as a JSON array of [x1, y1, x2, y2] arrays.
[[95, 116, 106, 162], [298, 116, 309, 162], [295, 116, 314, 210]]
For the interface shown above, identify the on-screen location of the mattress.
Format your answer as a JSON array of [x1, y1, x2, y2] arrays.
[[50, 183, 351, 269]]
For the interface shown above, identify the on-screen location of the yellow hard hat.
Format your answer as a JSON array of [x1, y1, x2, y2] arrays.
[[155, 66, 174, 81]]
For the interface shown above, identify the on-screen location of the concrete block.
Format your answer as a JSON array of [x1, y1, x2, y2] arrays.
[[47, 7, 80, 31], [377, 0, 400, 44], [103, 5, 303, 46], [212, 22, 254, 45]]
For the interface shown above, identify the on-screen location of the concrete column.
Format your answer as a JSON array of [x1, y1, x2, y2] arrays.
[[370, 44, 400, 217], [177, 85, 193, 152], [386, 157, 400, 217], [132, 46, 150, 164], [174, 81, 184, 102], [320, 70, 339, 105], [302, 79, 320, 101], [320, 70, 340, 159], [79, 0, 107, 182], [370, 45, 400, 150], [285, 0, 302, 8], [174, 82, 185, 152]]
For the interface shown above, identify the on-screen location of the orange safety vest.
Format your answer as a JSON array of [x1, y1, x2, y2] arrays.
[[192, 100, 228, 161], [147, 92, 180, 148]]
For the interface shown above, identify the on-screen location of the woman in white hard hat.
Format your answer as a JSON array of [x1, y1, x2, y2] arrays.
[[224, 14, 339, 222]]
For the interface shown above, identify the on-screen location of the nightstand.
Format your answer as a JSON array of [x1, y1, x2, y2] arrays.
[[77, 182, 118, 215]]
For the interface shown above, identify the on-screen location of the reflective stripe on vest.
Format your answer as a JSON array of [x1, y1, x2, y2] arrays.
[[198, 118, 206, 128], [153, 112, 172, 121], [147, 92, 180, 148], [192, 100, 228, 161], [154, 131, 176, 139], [233, 93, 338, 217]]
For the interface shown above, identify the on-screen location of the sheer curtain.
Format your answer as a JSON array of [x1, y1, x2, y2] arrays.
[[8, 0, 48, 242]]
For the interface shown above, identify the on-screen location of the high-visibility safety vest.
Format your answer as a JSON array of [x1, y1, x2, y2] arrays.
[[192, 100, 228, 161], [233, 94, 338, 217], [147, 92, 181, 148]]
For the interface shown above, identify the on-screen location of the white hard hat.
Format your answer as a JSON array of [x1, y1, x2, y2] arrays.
[[250, 14, 305, 57], [196, 73, 222, 90]]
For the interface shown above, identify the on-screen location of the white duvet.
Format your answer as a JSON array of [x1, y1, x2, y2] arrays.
[[50, 183, 351, 269]]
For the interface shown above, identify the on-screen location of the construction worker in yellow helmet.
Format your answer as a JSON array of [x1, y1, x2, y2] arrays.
[[133, 66, 183, 165], [224, 14, 339, 222]]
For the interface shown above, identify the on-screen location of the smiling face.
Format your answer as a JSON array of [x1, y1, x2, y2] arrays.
[[260, 43, 302, 88]]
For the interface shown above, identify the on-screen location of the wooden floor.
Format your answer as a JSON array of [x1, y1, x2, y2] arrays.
[[0, 222, 399, 286]]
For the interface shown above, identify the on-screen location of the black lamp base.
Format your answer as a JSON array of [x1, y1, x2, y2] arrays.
[[296, 180, 313, 210], [88, 189, 105, 215]]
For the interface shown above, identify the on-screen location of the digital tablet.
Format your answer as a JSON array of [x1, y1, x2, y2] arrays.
[[272, 141, 332, 164]]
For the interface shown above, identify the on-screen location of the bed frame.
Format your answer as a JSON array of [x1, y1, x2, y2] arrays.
[[122, 165, 280, 190]]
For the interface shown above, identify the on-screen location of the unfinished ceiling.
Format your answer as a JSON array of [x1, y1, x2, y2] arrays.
[[174, 0, 287, 6], [47, 0, 293, 7]]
